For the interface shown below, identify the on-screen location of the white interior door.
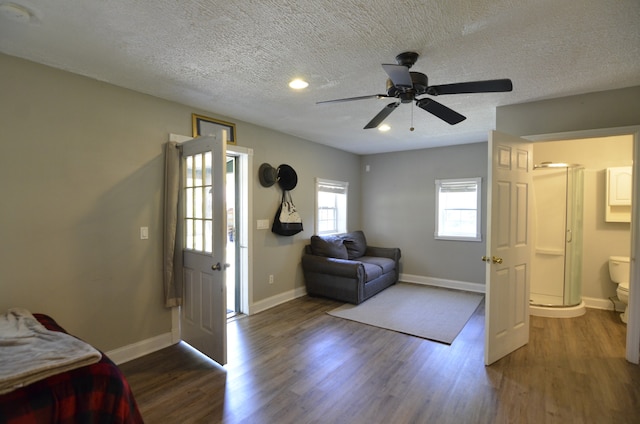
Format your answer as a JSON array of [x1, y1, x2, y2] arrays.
[[485, 131, 533, 365], [181, 134, 227, 365]]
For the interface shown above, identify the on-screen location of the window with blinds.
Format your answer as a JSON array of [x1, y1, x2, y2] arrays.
[[315, 178, 348, 235], [435, 177, 482, 241]]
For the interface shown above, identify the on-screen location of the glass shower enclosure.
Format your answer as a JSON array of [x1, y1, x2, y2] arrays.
[[530, 163, 584, 308]]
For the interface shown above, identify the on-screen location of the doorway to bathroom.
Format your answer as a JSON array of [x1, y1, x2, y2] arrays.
[[528, 133, 634, 320]]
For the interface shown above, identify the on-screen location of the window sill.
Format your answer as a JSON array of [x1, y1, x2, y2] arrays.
[[434, 235, 482, 242]]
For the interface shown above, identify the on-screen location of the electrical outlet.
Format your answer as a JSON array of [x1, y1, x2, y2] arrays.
[[269, 275, 274, 284]]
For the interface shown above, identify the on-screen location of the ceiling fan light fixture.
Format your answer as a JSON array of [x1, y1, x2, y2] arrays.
[[288, 79, 309, 89], [378, 124, 391, 132]]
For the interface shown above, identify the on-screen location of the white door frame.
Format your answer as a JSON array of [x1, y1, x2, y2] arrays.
[[226, 145, 253, 314], [524, 125, 640, 364]]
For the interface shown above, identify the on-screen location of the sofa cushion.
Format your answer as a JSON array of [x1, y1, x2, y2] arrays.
[[341, 231, 367, 259], [310, 235, 348, 259], [361, 262, 383, 281], [359, 256, 396, 274]]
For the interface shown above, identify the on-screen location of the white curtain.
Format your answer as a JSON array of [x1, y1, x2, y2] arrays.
[[163, 142, 183, 307]]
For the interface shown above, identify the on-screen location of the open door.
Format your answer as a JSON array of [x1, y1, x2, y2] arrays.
[[485, 131, 533, 365], [180, 134, 228, 365]]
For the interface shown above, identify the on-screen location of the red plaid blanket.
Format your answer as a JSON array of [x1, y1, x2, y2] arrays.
[[0, 314, 143, 424]]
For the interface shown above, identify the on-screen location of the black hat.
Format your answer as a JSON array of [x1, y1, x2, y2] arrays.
[[277, 164, 298, 191], [258, 163, 277, 187]]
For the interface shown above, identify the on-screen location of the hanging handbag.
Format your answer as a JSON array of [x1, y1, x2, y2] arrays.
[[272, 191, 303, 236]]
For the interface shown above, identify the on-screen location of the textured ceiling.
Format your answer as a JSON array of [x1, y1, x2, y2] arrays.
[[1, 0, 639, 154]]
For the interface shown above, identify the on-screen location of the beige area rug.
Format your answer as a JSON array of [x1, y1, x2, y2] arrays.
[[327, 283, 484, 344]]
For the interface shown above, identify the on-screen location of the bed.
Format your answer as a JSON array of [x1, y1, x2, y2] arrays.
[[0, 312, 143, 424]]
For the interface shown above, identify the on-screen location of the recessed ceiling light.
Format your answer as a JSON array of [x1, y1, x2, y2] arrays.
[[288, 79, 309, 89], [378, 124, 391, 132]]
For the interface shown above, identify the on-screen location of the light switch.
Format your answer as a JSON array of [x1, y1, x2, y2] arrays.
[[257, 219, 269, 230], [140, 226, 149, 239]]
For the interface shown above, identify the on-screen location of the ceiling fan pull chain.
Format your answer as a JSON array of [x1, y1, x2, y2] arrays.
[[410, 102, 415, 131]]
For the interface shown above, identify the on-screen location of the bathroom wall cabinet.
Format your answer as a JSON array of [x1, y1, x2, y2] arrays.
[[606, 166, 632, 222]]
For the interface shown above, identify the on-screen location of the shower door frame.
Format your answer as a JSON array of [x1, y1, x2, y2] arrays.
[[563, 166, 584, 306]]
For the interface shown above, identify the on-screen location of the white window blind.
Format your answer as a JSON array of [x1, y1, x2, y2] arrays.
[[435, 177, 482, 241], [316, 178, 348, 235]]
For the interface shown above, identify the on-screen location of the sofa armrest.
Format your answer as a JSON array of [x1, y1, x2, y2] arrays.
[[365, 246, 401, 262], [301, 254, 364, 279]]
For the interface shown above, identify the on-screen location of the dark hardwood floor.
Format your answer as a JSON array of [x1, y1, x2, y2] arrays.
[[119, 295, 640, 424]]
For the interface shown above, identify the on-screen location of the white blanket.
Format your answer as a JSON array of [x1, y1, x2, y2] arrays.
[[0, 308, 102, 395]]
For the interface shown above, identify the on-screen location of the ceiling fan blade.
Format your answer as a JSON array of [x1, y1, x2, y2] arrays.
[[364, 102, 400, 129], [382, 64, 413, 88], [316, 94, 391, 104], [416, 98, 466, 125], [426, 79, 513, 96]]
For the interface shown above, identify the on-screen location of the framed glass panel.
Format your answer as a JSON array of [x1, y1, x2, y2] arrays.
[[204, 220, 212, 252], [195, 186, 203, 219], [194, 154, 203, 187], [185, 156, 193, 187], [194, 219, 203, 251], [205, 152, 212, 186], [183, 148, 215, 253], [185, 219, 194, 250], [192, 113, 237, 145]]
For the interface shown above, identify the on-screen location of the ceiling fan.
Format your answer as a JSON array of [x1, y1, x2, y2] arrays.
[[317, 52, 513, 129]]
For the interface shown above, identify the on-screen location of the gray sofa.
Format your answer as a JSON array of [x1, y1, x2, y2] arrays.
[[302, 231, 401, 304]]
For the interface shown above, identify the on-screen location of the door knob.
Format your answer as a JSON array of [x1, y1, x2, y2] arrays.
[[482, 256, 503, 264], [212, 262, 230, 271]]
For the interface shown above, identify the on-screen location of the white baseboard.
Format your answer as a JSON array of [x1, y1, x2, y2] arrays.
[[106, 332, 175, 365], [249, 285, 307, 315], [583, 296, 618, 311], [246, 276, 485, 315], [249, 277, 484, 315], [400, 273, 486, 294], [400, 275, 621, 312]]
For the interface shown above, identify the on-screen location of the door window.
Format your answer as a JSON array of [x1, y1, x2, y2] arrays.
[[184, 152, 213, 252]]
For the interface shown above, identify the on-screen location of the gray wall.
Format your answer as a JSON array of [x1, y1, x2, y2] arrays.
[[361, 142, 488, 285], [496, 86, 640, 137], [245, 127, 361, 302], [0, 53, 360, 352]]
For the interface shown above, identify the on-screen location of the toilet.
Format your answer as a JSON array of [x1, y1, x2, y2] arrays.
[[609, 256, 630, 323]]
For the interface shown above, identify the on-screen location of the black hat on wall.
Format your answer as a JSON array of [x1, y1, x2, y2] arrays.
[[277, 164, 298, 190], [258, 163, 277, 187]]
